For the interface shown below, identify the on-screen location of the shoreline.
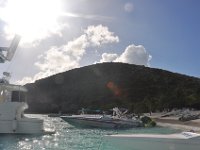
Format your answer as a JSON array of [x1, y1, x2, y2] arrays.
[[149, 113, 200, 132]]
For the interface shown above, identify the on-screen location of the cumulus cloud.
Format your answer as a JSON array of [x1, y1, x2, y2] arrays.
[[124, 2, 134, 12], [35, 47, 80, 74], [16, 25, 119, 85], [84, 25, 119, 46], [116, 44, 151, 66], [100, 53, 118, 63], [99, 44, 152, 66]]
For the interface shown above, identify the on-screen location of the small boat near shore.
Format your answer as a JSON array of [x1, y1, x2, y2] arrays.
[[60, 108, 143, 129], [105, 131, 200, 150]]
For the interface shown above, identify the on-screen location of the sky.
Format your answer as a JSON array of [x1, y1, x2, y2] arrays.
[[0, 0, 200, 84]]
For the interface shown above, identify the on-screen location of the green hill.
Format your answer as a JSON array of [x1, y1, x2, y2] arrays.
[[25, 63, 200, 113]]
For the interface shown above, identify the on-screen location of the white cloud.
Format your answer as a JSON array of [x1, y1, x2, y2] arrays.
[[124, 2, 134, 13], [99, 44, 152, 66], [16, 25, 119, 85], [63, 35, 88, 59], [116, 44, 151, 66], [100, 53, 118, 63], [85, 25, 119, 46], [16, 77, 33, 85], [35, 47, 80, 73]]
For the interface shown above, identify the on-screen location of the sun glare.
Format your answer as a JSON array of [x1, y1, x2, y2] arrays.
[[1, 0, 62, 43]]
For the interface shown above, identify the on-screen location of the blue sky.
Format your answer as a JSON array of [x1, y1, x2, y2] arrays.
[[0, 0, 200, 84]]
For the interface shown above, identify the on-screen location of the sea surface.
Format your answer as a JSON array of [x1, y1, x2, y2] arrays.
[[0, 114, 179, 150]]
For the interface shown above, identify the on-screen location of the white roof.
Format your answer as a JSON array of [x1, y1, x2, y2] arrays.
[[0, 83, 27, 92]]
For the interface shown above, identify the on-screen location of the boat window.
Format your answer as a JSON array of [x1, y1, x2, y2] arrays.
[[11, 91, 26, 102]]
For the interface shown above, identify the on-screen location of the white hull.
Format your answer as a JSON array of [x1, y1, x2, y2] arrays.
[[0, 119, 43, 134], [105, 132, 200, 150], [0, 102, 52, 134]]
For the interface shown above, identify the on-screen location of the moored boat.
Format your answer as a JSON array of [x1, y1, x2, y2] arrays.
[[0, 77, 55, 134], [0, 35, 55, 134], [60, 108, 143, 129]]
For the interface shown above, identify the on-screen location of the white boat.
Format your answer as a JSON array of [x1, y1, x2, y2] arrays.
[[60, 108, 143, 129], [0, 35, 54, 134], [105, 132, 200, 150], [0, 75, 55, 134]]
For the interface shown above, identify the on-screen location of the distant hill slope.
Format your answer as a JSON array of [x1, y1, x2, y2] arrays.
[[25, 63, 200, 113]]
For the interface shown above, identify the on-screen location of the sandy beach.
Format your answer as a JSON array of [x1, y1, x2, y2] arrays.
[[149, 113, 200, 132]]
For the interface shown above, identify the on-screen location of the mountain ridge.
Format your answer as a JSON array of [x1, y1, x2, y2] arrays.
[[25, 62, 200, 113]]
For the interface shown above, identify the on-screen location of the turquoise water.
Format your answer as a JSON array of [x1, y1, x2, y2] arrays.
[[0, 115, 179, 150]]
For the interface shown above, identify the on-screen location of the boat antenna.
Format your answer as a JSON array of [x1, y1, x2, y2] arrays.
[[0, 34, 21, 63]]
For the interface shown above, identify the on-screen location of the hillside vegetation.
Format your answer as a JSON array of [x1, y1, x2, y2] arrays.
[[25, 63, 200, 113]]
